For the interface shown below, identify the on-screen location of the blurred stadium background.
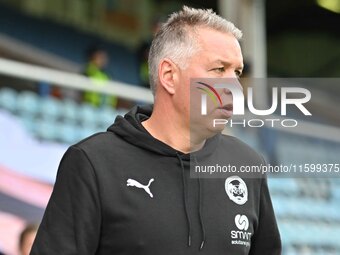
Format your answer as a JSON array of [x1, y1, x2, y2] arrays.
[[0, 0, 339, 254]]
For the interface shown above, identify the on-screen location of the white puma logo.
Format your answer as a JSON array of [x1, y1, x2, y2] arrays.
[[127, 178, 154, 198]]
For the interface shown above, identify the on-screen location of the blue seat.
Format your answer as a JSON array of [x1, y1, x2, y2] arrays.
[[61, 99, 78, 122], [283, 245, 299, 255], [0, 87, 17, 112], [78, 103, 97, 125], [19, 115, 36, 133], [272, 195, 340, 221], [35, 119, 58, 141], [78, 125, 99, 141], [17, 91, 40, 116], [277, 221, 295, 245], [268, 178, 299, 195], [96, 106, 116, 129], [56, 121, 79, 144], [39, 96, 62, 121], [332, 187, 340, 201]]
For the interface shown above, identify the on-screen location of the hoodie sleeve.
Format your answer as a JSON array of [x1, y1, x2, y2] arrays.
[[30, 146, 101, 255], [249, 177, 282, 255]]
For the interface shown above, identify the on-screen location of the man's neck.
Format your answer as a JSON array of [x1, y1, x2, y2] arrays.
[[142, 103, 205, 154]]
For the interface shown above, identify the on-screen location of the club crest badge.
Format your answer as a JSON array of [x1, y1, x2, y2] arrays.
[[225, 176, 248, 205]]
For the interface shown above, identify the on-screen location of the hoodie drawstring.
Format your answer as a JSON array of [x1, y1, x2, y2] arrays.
[[176, 152, 192, 247], [176, 153, 206, 250], [195, 157, 206, 250]]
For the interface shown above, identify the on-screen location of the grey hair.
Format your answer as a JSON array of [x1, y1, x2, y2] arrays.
[[148, 5, 242, 95]]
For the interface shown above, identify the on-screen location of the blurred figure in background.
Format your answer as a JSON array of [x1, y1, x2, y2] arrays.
[[18, 224, 37, 255], [83, 45, 117, 108]]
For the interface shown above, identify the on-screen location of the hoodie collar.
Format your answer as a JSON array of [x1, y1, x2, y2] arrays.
[[108, 105, 220, 160]]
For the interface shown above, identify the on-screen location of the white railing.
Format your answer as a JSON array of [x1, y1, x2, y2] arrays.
[[0, 57, 154, 103]]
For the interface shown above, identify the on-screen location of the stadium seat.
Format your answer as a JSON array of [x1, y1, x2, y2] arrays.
[[39, 96, 62, 121], [278, 220, 340, 249], [61, 99, 78, 122], [19, 115, 36, 133], [272, 195, 340, 221], [80, 124, 101, 138], [16, 90, 40, 116], [96, 106, 116, 129], [35, 119, 58, 141], [332, 187, 340, 201], [0, 87, 17, 112], [56, 121, 79, 144], [268, 178, 299, 196], [78, 103, 97, 125], [283, 245, 299, 255]]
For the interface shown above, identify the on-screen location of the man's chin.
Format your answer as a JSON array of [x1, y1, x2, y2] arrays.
[[190, 114, 231, 139], [207, 122, 226, 134], [215, 108, 233, 119]]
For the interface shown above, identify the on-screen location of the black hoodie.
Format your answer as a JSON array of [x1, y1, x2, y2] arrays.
[[31, 105, 281, 255]]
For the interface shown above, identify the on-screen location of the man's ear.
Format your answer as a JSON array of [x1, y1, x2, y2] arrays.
[[158, 58, 179, 95]]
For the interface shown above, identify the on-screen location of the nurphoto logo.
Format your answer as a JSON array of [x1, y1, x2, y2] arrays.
[[194, 79, 312, 128]]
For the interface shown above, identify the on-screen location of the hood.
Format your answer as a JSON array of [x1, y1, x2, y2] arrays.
[[108, 105, 220, 159]]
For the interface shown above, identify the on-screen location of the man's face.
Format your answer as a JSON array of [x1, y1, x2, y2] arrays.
[[175, 27, 244, 137], [93, 51, 108, 68]]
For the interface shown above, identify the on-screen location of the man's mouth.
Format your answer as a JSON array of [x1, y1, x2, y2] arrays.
[[217, 103, 233, 118], [218, 104, 233, 112]]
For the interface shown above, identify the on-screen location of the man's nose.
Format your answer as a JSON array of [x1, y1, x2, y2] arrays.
[[235, 79, 243, 92], [222, 72, 243, 92], [222, 80, 243, 95]]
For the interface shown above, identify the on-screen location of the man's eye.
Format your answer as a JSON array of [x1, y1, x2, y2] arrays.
[[214, 67, 225, 73], [235, 70, 242, 78]]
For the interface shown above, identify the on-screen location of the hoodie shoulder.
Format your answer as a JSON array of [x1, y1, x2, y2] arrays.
[[72, 131, 122, 153]]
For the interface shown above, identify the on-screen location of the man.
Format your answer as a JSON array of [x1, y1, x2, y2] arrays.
[[31, 6, 281, 254], [83, 45, 117, 108]]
